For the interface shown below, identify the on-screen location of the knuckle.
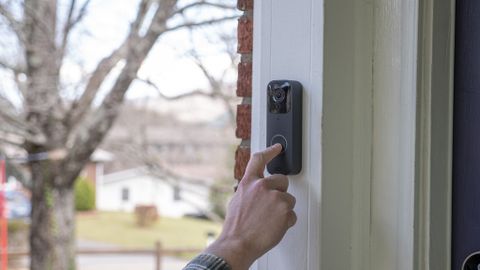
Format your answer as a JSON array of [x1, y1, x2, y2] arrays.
[[271, 190, 284, 201], [252, 152, 264, 163], [275, 193, 296, 211], [255, 178, 269, 191], [279, 200, 290, 212], [288, 211, 298, 226], [287, 193, 296, 208], [272, 174, 289, 188]]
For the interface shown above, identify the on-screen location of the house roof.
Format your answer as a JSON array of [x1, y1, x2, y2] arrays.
[[91, 149, 114, 162], [0, 146, 113, 163], [102, 166, 213, 187]]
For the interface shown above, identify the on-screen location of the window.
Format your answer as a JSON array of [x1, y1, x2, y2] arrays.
[[121, 187, 129, 202], [173, 185, 181, 201]]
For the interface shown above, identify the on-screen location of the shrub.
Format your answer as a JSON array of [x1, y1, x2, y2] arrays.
[[209, 178, 232, 220], [74, 177, 96, 211], [134, 205, 158, 227]]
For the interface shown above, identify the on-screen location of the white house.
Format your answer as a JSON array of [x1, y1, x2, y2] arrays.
[[97, 167, 210, 218]]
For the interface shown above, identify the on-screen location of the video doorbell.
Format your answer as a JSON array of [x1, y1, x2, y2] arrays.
[[266, 80, 303, 175]]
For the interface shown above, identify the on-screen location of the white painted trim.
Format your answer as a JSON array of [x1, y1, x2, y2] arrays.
[[369, 1, 419, 269], [251, 0, 453, 269], [251, 0, 323, 269], [415, 0, 455, 269], [322, 0, 374, 269]]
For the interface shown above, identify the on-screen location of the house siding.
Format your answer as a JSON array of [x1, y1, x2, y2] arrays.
[[97, 172, 210, 218]]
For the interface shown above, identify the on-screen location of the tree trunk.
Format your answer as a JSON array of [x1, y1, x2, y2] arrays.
[[30, 161, 76, 270]]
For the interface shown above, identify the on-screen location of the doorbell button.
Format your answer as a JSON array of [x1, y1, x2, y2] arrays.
[[270, 134, 287, 153]]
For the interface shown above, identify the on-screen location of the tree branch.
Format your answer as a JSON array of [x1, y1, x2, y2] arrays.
[[59, 0, 76, 57], [66, 43, 128, 126], [0, 95, 47, 145], [69, 2, 234, 126], [137, 76, 235, 124], [185, 30, 236, 124], [0, 134, 24, 147], [22, 0, 57, 48], [62, 59, 139, 186], [0, 60, 27, 100], [188, 48, 221, 92], [0, 3, 25, 44], [62, 0, 237, 186], [130, 0, 153, 35], [59, 0, 92, 62], [0, 148, 32, 190], [0, 122, 46, 146], [0, 110, 25, 130], [173, 1, 237, 16], [163, 15, 238, 34], [66, 0, 152, 126], [0, 59, 24, 74], [70, 0, 91, 26], [137, 77, 215, 100], [61, 0, 181, 186]]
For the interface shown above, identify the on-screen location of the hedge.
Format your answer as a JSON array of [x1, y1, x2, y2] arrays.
[[74, 177, 96, 211]]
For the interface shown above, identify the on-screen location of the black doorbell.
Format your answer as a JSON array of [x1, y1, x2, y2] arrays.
[[266, 80, 302, 175]]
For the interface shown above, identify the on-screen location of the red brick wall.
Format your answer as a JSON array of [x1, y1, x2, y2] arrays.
[[234, 0, 253, 181]]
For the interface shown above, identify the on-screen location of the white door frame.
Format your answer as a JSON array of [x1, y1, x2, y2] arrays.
[[251, 0, 323, 268], [250, 0, 455, 269]]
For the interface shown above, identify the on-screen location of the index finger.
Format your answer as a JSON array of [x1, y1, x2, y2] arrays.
[[243, 143, 283, 180]]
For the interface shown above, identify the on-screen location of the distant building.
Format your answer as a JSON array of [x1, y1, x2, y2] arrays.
[[80, 149, 114, 185], [97, 167, 210, 218]]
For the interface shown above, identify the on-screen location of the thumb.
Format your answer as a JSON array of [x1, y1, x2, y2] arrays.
[[243, 144, 283, 181]]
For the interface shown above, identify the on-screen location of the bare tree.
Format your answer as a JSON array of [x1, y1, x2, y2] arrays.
[[0, 1, 237, 269], [131, 29, 238, 220], [137, 28, 238, 124]]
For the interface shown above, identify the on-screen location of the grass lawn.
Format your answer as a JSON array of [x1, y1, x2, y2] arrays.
[[76, 211, 223, 251]]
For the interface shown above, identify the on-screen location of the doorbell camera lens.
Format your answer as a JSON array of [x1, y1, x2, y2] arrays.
[[268, 83, 291, 114], [273, 88, 286, 103]]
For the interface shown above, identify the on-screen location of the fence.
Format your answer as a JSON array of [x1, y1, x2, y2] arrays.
[[6, 241, 201, 270]]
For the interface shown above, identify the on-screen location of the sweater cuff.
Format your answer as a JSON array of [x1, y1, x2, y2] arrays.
[[183, 253, 232, 270]]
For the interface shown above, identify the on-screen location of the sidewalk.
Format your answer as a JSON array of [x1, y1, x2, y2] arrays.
[[9, 240, 190, 270], [78, 253, 188, 270], [77, 239, 189, 270]]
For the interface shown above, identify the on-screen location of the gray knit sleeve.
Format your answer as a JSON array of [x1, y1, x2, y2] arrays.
[[183, 253, 232, 270]]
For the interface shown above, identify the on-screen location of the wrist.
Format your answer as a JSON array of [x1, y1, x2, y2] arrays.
[[205, 234, 256, 270]]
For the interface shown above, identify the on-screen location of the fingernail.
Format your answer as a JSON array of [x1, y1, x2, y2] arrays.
[[272, 143, 281, 148]]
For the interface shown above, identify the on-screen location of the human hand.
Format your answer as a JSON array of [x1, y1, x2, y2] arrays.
[[206, 144, 297, 270]]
